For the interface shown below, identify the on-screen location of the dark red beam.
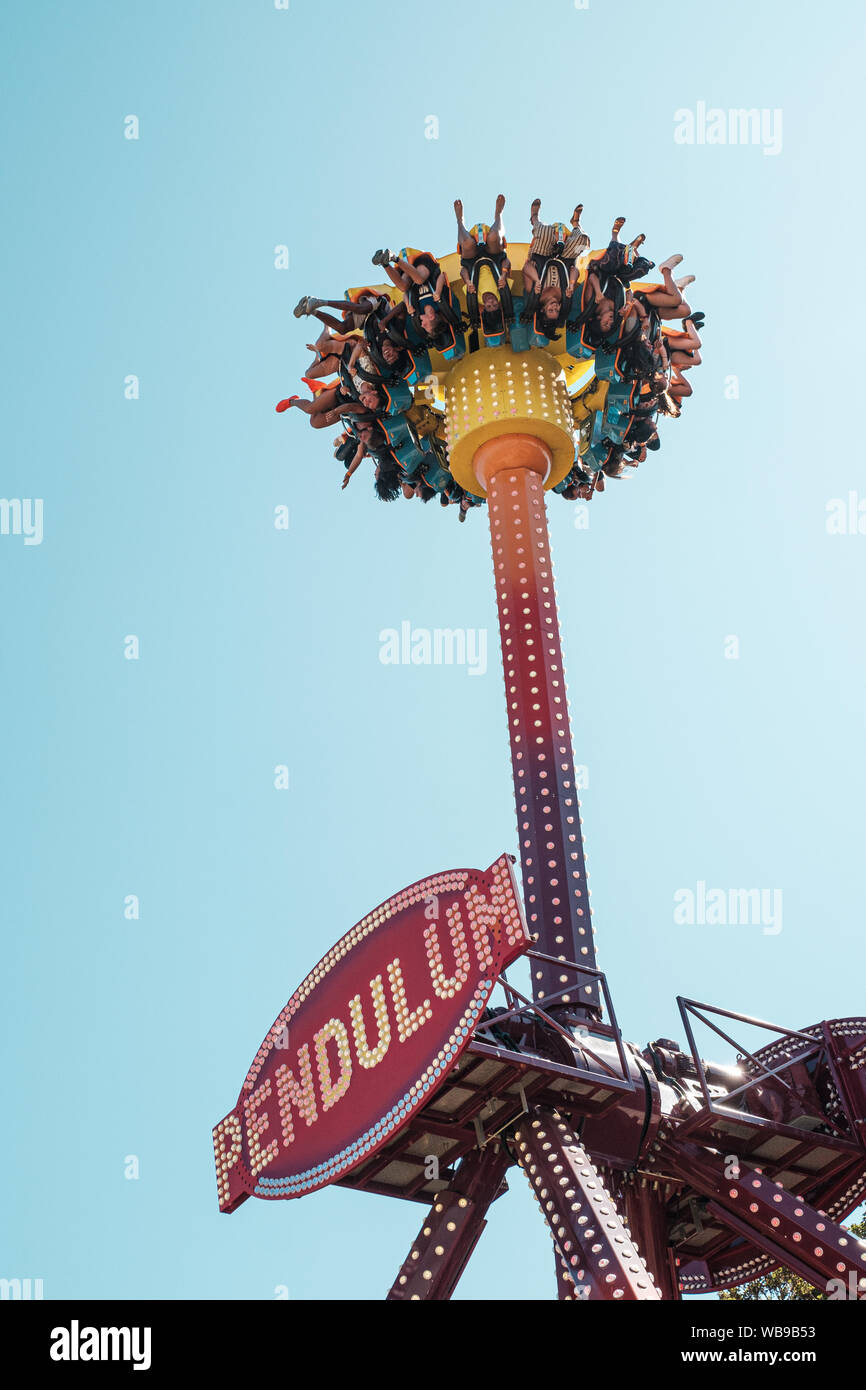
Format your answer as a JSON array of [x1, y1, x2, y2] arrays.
[[513, 1106, 662, 1299], [484, 456, 600, 1017], [669, 1142, 866, 1292], [386, 1143, 511, 1300]]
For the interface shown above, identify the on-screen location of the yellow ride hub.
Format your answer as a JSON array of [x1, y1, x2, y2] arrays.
[[443, 347, 576, 497]]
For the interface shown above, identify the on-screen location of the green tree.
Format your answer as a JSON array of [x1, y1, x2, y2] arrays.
[[719, 1218, 866, 1300]]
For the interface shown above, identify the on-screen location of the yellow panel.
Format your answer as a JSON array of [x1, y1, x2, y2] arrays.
[[444, 348, 575, 497]]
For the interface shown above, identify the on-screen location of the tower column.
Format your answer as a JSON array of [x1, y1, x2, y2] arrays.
[[476, 437, 599, 1016], [445, 348, 599, 1019]]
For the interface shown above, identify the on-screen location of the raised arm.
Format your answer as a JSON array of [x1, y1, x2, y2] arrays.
[[522, 258, 541, 293], [342, 443, 367, 489]]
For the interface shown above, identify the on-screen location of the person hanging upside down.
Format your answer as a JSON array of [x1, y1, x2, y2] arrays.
[[371, 246, 466, 358], [662, 316, 702, 403], [583, 249, 690, 342], [301, 327, 366, 385], [590, 217, 652, 277], [634, 255, 695, 322], [335, 418, 404, 501], [525, 197, 590, 264], [520, 198, 589, 339], [454, 195, 513, 342], [372, 248, 448, 302], [275, 378, 379, 430], [292, 291, 387, 334]]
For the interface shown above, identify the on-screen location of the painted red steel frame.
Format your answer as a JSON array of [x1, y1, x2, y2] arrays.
[[668, 1143, 866, 1290], [486, 461, 600, 1016], [386, 1143, 511, 1300], [514, 1108, 662, 1299], [382, 443, 866, 1301]]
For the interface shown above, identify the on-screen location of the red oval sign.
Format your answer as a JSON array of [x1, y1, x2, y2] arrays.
[[213, 855, 529, 1211]]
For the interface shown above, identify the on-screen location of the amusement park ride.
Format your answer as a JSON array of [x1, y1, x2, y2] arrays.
[[213, 203, 866, 1300]]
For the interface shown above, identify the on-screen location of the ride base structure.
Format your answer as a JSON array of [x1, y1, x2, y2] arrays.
[[213, 250, 866, 1303]]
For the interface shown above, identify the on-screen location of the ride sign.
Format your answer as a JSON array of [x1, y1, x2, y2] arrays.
[[213, 854, 530, 1212]]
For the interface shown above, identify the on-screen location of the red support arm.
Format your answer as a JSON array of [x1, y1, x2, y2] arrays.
[[669, 1141, 866, 1292], [621, 1178, 681, 1300], [513, 1106, 662, 1299], [386, 1143, 511, 1301]]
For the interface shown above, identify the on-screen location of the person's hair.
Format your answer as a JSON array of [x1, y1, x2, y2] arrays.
[[629, 418, 655, 443], [413, 252, 440, 281], [416, 483, 437, 503], [533, 315, 561, 342], [481, 306, 504, 335], [355, 413, 382, 435], [374, 466, 401, 502]]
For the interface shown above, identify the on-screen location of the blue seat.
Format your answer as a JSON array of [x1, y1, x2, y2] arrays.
[[591, 347, 625, 384], [603, 381, 637, 442], [403, 343, 431, 386], [379, 380, 414, 416]]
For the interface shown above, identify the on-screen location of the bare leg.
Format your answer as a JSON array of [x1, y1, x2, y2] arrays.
[[642, 268, 685, 312], [486, 192, 506, 253], [310, 405, 355, 430], [522, 257, 541, 294], [381, 264, 412, 292], [669, 368, 693, 400], [287, 387, 341, 417], [303, 309, 344, 332], [645, 295, 687, 316], [530, 197, 542, 233], [666, 319, 702, 352], [391, 257, 431, 287], [307, 297, 376, 317], [671, 349, 700, 370], [304, 352, 341, 380], [303, 298, 377, 333], [454, 198, 476, 257]]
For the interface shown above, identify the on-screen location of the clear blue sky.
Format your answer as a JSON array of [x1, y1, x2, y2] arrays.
[[2, 0, 865, 1301]]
